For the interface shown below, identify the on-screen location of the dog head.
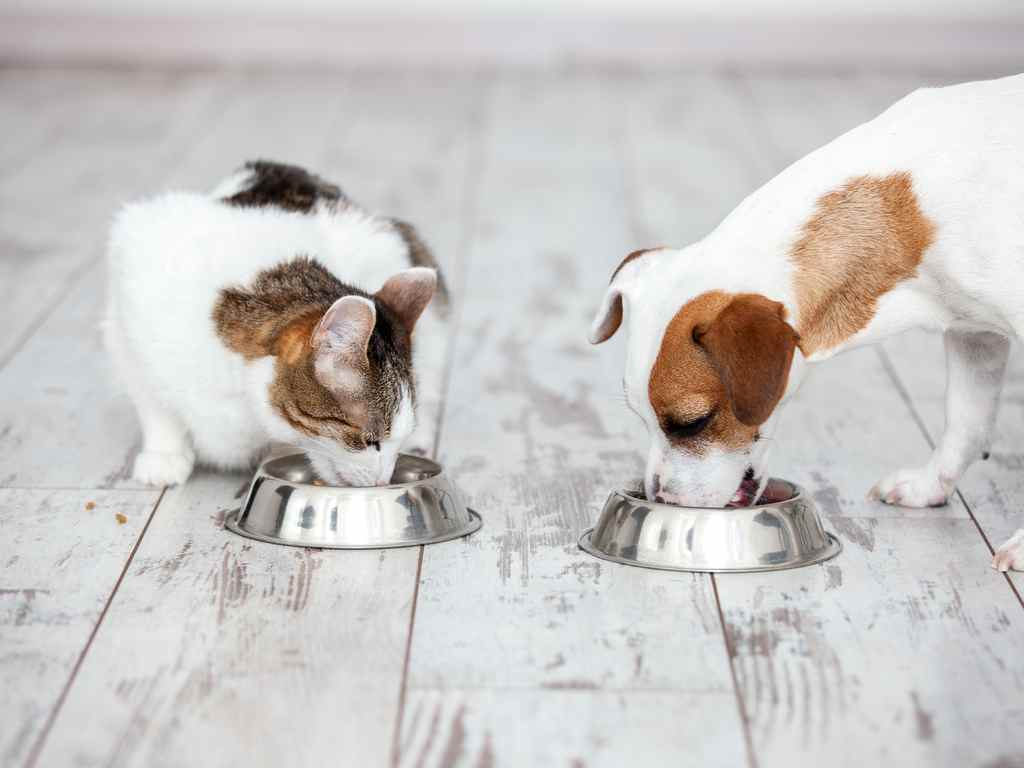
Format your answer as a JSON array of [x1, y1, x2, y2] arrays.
[[590, 247, 801, 507]]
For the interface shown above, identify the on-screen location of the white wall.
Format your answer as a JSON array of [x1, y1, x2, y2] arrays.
[[3, 0, 1023, 19], [2, 0, 1022, 69]]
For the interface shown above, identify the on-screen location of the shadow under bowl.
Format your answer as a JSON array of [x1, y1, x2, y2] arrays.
[[579, 478, 841, 573], [225, 453, 481, 549]]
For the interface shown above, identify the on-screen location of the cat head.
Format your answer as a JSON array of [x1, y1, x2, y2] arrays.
[[216, 260, 437, 485]]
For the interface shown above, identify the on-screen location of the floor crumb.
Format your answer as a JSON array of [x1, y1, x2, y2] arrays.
[[85, 501, 96, 511], [115, 513, 127, 525]]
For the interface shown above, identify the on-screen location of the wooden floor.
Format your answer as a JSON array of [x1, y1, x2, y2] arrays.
[[2, 67, 1024, 768]]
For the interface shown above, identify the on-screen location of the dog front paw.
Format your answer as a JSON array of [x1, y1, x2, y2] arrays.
[[993, 529, 1024, 572], [869, 466, 953, 508], [133, 450, 195, 487]]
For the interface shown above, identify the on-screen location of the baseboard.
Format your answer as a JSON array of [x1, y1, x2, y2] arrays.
[[2, 12, 1023, 71]]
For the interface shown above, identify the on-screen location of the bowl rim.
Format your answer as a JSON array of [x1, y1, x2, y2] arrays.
[[615, 477, 803, 511], [226, 507, 483, 549], [259, 452, 444, 492], [578, 529, 842, 574]]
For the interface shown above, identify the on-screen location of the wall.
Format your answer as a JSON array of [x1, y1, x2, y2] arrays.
[[3, 0, 1022, 19]]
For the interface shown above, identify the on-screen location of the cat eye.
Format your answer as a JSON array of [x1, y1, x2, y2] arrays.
[[663, 410, 715, 440]]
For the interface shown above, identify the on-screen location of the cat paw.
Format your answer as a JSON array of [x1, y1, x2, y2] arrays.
[[133, 450, 195, 487], [992, 529, 1024, 572], [868, 466, 953, 508]]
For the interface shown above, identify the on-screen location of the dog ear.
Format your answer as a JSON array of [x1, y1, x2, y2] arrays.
[[695, 294, 799, 426], [589, 285, 626, 344], [589, 248, 664, 344]]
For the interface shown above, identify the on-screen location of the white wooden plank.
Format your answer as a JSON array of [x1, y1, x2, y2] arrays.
[[0, 488, 159, 767], [0, 70, 224, 366], [718, 515, 1024, 768], [398, 74, 749, 768], [704, 75, 1024, 767], [0, 264, 145, 490], [35, 73, 485, 767], [35, 472, 417, 768], [399, 689, 744, 768]]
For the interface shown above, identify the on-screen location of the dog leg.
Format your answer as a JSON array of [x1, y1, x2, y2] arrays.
[[871, 329, 1008, 508]]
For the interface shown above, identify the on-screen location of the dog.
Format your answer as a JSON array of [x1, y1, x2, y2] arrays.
[[588, 73, 1024, 572]]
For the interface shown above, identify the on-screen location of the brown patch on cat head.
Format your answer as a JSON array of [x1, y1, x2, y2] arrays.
[[791, 171, 936, 355], [649, 292, 798, 455], [611, 247, 666, 282], [212, 257, 414, 450], [275, 313, 319, 366]]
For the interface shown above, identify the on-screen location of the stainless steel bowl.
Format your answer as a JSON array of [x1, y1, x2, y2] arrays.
[[579, 478, 840, 573], [225, 453, 481, 549]]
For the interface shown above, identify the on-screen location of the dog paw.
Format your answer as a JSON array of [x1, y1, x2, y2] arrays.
[[868, 467, 953, 508], [133, 450, 195, 487], [992, 529, 1024, 572]]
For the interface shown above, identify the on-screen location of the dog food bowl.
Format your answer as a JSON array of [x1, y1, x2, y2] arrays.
[[225, 453, 481, 549], [579, 478, 840, 573]]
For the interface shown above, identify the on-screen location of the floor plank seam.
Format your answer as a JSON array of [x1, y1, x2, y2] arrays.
[[388, 74, 491, 767], [390, 546, 425, 767], [427, 74, 491, 463], [875, 346, 938, 451], [876, 345, 1024, 610], [21, 485, 167, 768], [710, 574, 759, 768]]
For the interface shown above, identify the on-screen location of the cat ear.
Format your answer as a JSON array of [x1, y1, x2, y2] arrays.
[[312, 295, 376, 370], [375, 267, 437, 334]]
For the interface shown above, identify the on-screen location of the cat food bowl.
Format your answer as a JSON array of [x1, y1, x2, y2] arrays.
[[579, 478, 840, 573], [226, 453, 481, 549]]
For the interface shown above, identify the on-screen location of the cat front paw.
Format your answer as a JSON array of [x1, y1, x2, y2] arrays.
[[133, 450, 195, 487]]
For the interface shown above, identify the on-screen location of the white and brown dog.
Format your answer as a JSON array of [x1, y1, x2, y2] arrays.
[[589, 73, 1024, 572]]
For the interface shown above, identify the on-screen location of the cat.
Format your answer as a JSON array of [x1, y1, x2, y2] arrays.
[[105, 160, 448, 487]]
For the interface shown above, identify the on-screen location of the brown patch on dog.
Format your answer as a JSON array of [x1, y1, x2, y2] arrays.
[[791, 171, 936, 354], [649, 292, 746, 455], [649, 292, 798, 453], [611, 247, 666, 282], [696, 294, 799, 426]]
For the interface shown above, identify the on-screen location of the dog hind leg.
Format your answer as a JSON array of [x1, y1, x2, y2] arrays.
[[871, 329, 1008, 512]]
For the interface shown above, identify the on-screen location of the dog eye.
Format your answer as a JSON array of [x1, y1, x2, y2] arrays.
[[663, 411, 714, 440]]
